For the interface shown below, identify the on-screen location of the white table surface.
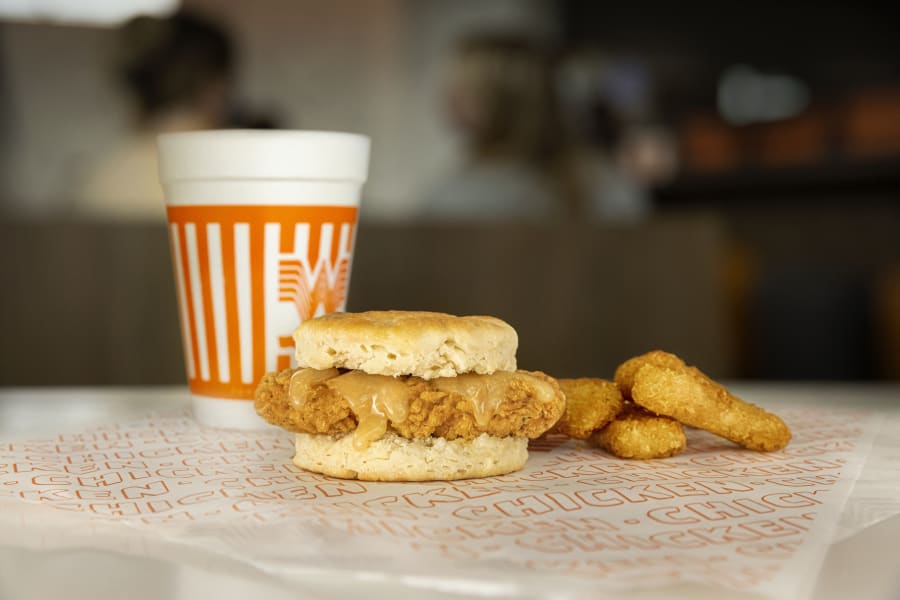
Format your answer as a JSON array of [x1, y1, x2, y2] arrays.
[[0, 384, 898, 600]]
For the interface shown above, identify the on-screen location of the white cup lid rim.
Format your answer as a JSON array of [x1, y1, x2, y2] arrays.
[[158, 129, 371, 183]]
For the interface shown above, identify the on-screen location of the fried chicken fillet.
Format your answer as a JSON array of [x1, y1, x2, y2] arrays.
[[256, 367, 566, 442], [553, 378, 624, 440], [593, 404, 686, 459], [616, 350, 791, 452]]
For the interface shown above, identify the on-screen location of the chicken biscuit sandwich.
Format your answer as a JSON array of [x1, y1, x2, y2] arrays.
[[255, 311, 565, 481]]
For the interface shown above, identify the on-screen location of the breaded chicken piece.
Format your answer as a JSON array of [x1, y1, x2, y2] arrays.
[[628, 354, 791, 452], [592, 404, 686, 459], [554, 378, 624, 439], [255, 368, 566, 441], [613, 350, 686, 399]]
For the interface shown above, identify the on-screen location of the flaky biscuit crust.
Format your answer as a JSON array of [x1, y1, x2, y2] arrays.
[[293, 432, 528, 481], [294, 311, 517, 379]]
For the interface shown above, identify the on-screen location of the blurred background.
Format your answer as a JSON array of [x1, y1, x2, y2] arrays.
[[1, 0, 898, 384]]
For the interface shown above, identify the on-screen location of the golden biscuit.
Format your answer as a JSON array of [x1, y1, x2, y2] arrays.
[[293, 432, 527, 482], [293, 310, 517, 379]]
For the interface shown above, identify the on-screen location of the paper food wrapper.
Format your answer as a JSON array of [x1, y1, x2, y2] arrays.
[[0, 406, 882, 599]]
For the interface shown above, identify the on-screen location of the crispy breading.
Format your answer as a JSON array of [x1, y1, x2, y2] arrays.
[[255, 368, 566, 441], [553, 378, 624, 439], [613, 350, 686, 399], [627, 354, 791, 452], [592, 405, 686, 459], [256, 369, 357, 436]]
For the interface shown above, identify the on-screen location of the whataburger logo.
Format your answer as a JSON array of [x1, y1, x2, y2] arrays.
[[167, 205, 357, 398], [278, 227, 351, 322], [274, 220, 353, 371]]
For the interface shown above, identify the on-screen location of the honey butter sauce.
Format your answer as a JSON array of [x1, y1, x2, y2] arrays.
[[289, 367, 340, 406], [432, 372, 515, 428], [326, 371, 411, 450], [288, 368, 558, 448], [433, 372, 557, 428]]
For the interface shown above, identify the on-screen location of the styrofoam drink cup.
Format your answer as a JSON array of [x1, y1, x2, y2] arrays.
[[157, 130, 370, 428]]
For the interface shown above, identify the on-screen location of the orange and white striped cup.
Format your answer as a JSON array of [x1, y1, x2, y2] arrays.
[[158, 130, 370, 428]]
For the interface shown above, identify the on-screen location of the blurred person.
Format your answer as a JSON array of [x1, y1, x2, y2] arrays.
[[422, 34, 582, 222], [580, 109, 678, 223], [558, 50, 675, 224], [72, 11, 236, 220], [576, 97, 650, 223]]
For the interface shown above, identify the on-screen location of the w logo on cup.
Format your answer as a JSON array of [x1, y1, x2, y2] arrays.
[[277, 226, 351, 323], [275, 222, 353, 371], [167, 205, 358, 400]]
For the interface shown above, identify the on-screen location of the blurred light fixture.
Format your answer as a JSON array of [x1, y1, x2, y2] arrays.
[[717, 64, 810, 125], [0, 0, 177, 26]]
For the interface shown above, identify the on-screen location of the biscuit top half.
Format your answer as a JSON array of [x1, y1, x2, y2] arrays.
[[293, 310, 518, 379]]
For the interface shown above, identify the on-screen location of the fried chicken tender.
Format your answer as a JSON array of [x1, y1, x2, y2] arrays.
[[613, 350, 686, 399], [554, 378, 624, 439], [620, 351, 791, 451], [255, 368, 566, 441], [592, 405, 686, 459]]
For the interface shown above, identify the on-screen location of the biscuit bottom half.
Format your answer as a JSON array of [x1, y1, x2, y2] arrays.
[[293, 431, 528, 481]]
